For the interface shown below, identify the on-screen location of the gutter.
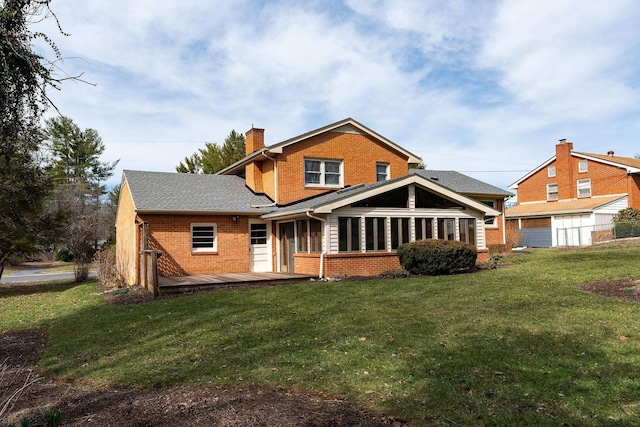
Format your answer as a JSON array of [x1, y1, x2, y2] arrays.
[[306, 211, 326, 280]]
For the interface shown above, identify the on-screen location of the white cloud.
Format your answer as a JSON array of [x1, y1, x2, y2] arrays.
[[30, 1, 640, 190]]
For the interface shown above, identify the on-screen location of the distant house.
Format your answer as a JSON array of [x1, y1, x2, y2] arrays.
[[116, 118, 512, 285], [506, 140, 640, 247]]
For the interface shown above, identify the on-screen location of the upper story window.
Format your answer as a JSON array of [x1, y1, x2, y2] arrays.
[[547, 183, 558, 201], [577, 179, 591, 198], [578, 160, 588, 173], [191, 223, 217, 252], [304, 159, 342, 187], [548, 165, 556, 177], [376, 163, 389, 182]]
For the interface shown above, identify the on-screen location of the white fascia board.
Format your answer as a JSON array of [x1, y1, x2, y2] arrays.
[[314, 175, 501, 216], [509, 156, 556, 189], [573, 153, 640, 173]]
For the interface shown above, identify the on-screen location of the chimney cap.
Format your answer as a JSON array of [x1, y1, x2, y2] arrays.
[[607, 150, 615, 156], [558, 138, 567, 143]]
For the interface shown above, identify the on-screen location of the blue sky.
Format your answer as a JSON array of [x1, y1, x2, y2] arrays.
[[36, 0, 640, 190]]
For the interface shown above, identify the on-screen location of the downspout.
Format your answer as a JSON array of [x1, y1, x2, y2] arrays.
[[262, 151, 278, 203], [306, 211, 326, 279]]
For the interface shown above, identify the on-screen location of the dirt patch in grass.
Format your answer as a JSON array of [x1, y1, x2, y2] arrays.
[[1, 329, 401, 427], [579, 277, 640, 301]]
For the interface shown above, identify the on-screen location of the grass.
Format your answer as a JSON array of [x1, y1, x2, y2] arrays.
[[3, 245, 640, 425]]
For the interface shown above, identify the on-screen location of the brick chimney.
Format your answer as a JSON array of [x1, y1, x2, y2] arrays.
[[245, 127, 265, 194], [246, 127, 265, 155], [556, 139, 574, 200]]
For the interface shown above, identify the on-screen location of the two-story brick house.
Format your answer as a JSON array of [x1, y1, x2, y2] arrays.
[[506, 140, 640, 247], [116, 118, 512, 284]]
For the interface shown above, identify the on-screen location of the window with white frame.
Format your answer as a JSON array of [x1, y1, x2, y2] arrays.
[[577, 179, 591, 198], [578, 160, 588, 173], [547, 183, 558, 201], [376, 163, 390, 182], [304, 159, 342, 186], [191, 223, 217, 252], [548, 165, 556, 177], [481, 200, 497, 226]]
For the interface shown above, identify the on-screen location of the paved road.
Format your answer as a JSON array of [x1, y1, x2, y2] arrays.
[[1, 270, 97, 283]]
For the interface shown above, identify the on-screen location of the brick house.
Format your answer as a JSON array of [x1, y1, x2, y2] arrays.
[[116, 118, 512, 284], [506, 140, 640, 247]]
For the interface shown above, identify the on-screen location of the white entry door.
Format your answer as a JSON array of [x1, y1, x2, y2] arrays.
[[249, 220, 271, 272]]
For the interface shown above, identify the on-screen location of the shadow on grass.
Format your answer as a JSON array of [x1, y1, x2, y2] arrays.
[[36, 279, 640, 426], [0, 280, 86, 298]]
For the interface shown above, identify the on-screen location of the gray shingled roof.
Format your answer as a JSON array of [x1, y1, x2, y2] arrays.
[[267, 177, 397, 216], [411, 170, 513, 197], [123, 170, 276, 214], [124, 169, 511, 216]]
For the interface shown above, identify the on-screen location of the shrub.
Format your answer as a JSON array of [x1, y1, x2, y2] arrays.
[[614, 222, 640, 239], [53, 248, 74, 262], [397, 239, 477, 276], [94, 246, 127, 290]]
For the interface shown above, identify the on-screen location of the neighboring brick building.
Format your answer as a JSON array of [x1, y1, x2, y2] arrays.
[[506, 140, 640, 247], [116, 118, 512, 284]]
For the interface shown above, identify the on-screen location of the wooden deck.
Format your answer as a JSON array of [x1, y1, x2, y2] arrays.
[[157, 272, 316, 294]]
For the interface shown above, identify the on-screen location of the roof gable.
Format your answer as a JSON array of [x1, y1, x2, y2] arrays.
[[263, 173, 501, 219], [218, 118, 422, 175], [510, 150, 640, 189]]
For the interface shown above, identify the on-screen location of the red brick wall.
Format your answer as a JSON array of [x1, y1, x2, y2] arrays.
[[322, 250, 489, 278], [517, 144, 630, 203], [629, 175, 640, 209], [273, 131, 409, 205], [323, 252, 402, 278], [293, 253, 321, 276], [485, 198, 506, 246], [139, 214, 252, 276]]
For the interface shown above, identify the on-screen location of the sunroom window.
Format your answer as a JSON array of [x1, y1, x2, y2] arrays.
[[338, 217, 360, 252], [365, 217, 387, 251]]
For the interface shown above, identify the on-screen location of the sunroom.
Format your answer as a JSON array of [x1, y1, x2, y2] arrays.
[[262, 173, 500, 279]]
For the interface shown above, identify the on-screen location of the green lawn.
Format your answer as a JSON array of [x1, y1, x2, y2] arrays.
[[3, 245, 640, 426]]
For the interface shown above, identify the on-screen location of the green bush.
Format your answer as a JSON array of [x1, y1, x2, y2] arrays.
[[397, 239, 477, 276], [614, 222, 640, 239], [54, 248, 75, 262]]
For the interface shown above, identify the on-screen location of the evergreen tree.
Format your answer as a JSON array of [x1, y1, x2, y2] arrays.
[[176, 130, 246, 174], [44, 116, 119, 281], [0, 0, 66, 278]]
